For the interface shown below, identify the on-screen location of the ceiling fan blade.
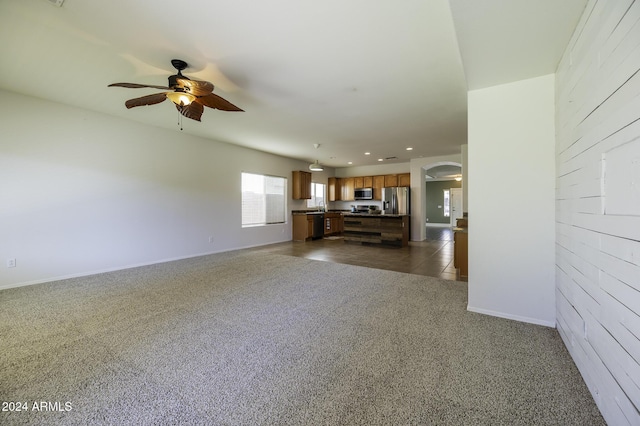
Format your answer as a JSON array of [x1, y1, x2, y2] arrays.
[[176, 101, 204, 122], [196, 93, 244, 112], [109, 82, 171, 90], [177, 78, 214, 96], [124, 92, 168, 109]]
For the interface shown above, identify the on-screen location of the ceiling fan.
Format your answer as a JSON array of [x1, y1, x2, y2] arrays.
[[109, 59, 243, 122]]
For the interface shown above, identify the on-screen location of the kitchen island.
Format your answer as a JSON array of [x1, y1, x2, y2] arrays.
[[342, 214, 409, 247]]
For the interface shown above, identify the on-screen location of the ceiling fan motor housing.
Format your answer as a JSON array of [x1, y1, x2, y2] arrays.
[[168, 74, 190, 90], [169, 59, 190, 89]]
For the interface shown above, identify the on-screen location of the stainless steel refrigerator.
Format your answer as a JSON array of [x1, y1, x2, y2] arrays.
[[382, 187, 410, 215]]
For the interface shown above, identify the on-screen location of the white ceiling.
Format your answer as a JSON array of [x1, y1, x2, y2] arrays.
[[0, 0, 586, 168], [450, 0, 588, 90]]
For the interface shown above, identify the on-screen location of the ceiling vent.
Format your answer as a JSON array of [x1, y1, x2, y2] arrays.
[[385, 156, 397, 160]]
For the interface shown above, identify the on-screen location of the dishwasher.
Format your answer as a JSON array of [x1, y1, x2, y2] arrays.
[[312, 213, 325, 239]]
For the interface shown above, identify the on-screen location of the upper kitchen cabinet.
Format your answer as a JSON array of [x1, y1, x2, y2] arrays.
[[383, 173, 410, 188], [373, 175, 384, 200], [341, 177, 355, 201], [384, 174, 398, 187], [326, 173, 409, 201], [328, 177, 342, 201], [292, 171, 312, 199]]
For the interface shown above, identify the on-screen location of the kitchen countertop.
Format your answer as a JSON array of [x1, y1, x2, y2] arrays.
[[291, 210, 408, 217], [291, 210, 359, 215], [343, 213, 408, 218], [291, 210, 326, 215]]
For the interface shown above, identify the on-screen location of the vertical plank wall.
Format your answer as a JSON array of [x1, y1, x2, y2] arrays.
[[555, 0, 640, 424]]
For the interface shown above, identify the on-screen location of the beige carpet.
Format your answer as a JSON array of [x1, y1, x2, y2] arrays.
[[0, 250, 604, 425]]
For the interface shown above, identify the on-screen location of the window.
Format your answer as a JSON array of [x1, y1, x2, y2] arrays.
[[307, 183, 326, 209], [443, 189, 450, 217], [241, 172, 287, 227]]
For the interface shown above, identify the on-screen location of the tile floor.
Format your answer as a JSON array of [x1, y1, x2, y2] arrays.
[[246, 225, 465, 281]]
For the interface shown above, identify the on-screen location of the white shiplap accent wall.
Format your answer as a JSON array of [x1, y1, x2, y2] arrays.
[[555, 1, 640, 424]]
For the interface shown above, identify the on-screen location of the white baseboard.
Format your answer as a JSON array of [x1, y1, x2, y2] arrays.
[[0, 239, 291, 291], [467, 305, 556, 328]]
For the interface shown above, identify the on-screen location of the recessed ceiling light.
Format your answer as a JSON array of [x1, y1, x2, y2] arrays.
[[406, 147, 413, 151], [364, 152, 371, 155], [348, 161, 353, 165], [378, 158, 383, 162]]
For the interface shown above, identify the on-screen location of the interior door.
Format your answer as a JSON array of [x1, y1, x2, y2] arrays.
[[450, 188, 463, 226]]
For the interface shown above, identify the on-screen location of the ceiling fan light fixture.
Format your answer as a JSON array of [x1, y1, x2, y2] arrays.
[[166, 91, 196, 106], [309, 160, 323, 172]]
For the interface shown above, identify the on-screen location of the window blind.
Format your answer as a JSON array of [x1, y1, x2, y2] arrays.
[[242, 172, 287, 226]]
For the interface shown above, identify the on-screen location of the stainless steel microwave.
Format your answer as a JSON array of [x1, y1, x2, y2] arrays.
[[354, 187, 373, 200]]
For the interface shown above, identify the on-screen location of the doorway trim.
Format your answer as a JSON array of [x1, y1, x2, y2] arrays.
[[450, 187, 463, 227]]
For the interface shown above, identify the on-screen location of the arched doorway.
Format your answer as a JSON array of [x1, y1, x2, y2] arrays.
[[425, 163, 463, 222], [409, 158, 462, 241]]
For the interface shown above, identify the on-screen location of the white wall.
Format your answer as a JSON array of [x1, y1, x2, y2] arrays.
[[0, 90, 312, 289], [467, 74, 556, 326], [555, 1, 640, 424], [461, 144, 468, 212]]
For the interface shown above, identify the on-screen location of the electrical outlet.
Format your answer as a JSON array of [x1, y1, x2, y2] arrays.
[[7, 258, 16, 268], [208, 236, 214, 243]]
